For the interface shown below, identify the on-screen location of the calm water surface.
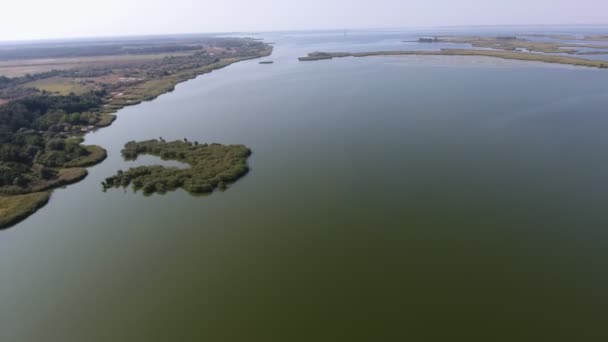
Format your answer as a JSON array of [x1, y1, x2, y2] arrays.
[[2, 31, 608, 341]]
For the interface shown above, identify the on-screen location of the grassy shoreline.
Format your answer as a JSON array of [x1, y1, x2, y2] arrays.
[[1, 44, 272, 229], [0, 192, 51, 229], [0, 149, 101, 227], [298, 49, 608, 69], [102, 48, 273, 114], [435, 36, 608, 54]]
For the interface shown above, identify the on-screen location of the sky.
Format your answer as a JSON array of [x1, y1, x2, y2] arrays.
[[2, 0, 608, 41]]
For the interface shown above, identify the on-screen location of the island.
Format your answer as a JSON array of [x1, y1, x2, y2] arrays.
[[102, 139, 251, 195], [434, 36, 608, 54], [259, 61, 275, 64], [418, 37, 440, 43], [0, 36, 272, 229]]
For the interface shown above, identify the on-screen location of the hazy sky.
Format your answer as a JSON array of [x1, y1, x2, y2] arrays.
[[2, 0, 608, 41]]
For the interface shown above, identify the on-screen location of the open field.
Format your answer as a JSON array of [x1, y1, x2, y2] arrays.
[[0, 192, 51, 229], [299, 49, 608, 69], [0, 53, 192, 77], [23, 76, 99, 95]]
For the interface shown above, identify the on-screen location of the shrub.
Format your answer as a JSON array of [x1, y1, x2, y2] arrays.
[[47, 139, 66, 151]]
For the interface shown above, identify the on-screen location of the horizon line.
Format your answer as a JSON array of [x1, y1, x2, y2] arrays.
[[1, 23, 608, 45]]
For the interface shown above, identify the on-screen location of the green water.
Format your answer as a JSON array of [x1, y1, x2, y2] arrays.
[[2, 32, 608, 341]]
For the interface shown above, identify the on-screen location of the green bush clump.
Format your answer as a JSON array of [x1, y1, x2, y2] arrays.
[[37, 139, 92, 167], [102, 139, 251, 195]]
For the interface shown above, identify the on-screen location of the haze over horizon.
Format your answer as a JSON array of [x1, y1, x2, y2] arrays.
[[2, 0, 608, 41]]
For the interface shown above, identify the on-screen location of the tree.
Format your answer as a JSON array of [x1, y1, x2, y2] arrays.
[[47, 139, 65, 151]]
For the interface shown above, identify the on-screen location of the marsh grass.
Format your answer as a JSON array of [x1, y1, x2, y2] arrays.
[[299, 49, 608, 69], [102, 140, 251, 195], [63, 145, 107, 167], [438, 36, 586, 53], [0, 192, 51, 229]]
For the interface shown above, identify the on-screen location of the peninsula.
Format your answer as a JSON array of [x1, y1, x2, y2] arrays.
[[298, 35, 608, 69], [299, 49, 608, 69]]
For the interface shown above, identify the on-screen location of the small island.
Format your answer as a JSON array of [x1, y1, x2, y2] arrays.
[[418, 37, 441, 43], [259, 61, 274, 64], [102, 139, 251, 195]]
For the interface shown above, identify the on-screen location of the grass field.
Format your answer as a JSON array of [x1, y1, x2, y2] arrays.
[[0, 52, 192, 77], [23, 76, 99, 95]]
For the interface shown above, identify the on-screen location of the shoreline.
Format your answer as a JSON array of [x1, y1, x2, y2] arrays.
[[0, 192, 51, 229], [0, 46, 273, 230], [298, 49, 608, 69]]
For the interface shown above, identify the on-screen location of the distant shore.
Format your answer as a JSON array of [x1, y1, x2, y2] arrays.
[[299, 49, 608, 69]]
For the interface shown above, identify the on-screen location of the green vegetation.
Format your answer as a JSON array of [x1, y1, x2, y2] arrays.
[[259, 61, 274, 64], [0, 37, 272, 229], [438, 36, 578, 53], [0, 94, 107, 183], [0, 93, 108, 195], [63, 145, 107, 167], [1, 167, 88, 196], [103, 52, 272, 112], [102, 140, 251, 195], [298, 49, 608, 69], [0, 192, 50, 229], [23, 77, 99, 95], [433, 36, 608, 54]]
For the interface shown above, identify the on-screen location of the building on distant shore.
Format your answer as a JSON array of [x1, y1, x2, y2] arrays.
[[418, 37, 439, 43]]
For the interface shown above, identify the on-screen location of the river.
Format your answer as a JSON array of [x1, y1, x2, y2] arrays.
[[2, 30, 608, 340]]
